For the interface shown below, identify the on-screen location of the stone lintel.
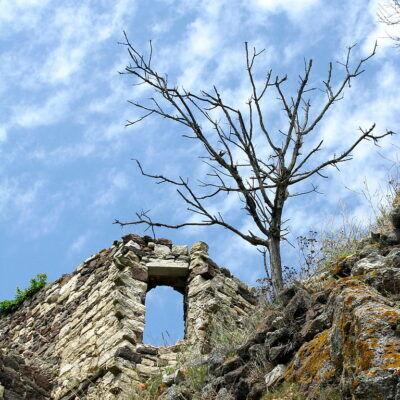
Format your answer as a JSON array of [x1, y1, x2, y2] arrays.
[[146, 261, 189, 278]]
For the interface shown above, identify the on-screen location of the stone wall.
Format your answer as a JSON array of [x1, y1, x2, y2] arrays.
[[0, 235, 255, 399]]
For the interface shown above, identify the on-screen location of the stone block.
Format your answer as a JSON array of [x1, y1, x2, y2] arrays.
[[190, 264, 216, 280], [115, 344, 141, 363], [136, 345, 158, 355], [154, 238, 172, 246], [188, 279, 213, 297], [154, 244, 171, 257], [125, 240, 141, 250], [114, 250, 139, 269], [58, 275, 79, 303], [172, 245, 189, 256], [146, 260, 189, 278], [122, 234, 146, 246], [131, 268, 148, 282], [190, 241, 209, 254], [136, 363, 159, 375]]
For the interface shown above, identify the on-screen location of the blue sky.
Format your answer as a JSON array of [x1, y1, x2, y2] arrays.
[[0, 0, 399, 345]]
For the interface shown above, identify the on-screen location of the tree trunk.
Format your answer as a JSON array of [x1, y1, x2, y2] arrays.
[[269, 235, 283, 296]]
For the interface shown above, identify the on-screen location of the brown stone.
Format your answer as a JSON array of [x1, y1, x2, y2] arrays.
[[131, 268, 148, 282], [190, 264, 216, 280], [154, 238, 173, 247], [122, 233, 146, 246]]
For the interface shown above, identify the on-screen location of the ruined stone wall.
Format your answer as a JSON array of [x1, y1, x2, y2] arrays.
[[0, 235, 255, 400]]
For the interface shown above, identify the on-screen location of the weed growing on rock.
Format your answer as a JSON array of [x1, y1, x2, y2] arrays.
[[262, 382, 306, 400], [262, 382, 343, 400], [185, 364, 208, 393], [0, 273, 47, 316]]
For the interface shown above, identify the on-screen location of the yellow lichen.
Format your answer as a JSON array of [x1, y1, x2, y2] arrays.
[[284, 329, 333, 386]]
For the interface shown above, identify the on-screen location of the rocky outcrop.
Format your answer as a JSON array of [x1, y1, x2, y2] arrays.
[[161, 233, 400, 399], [284, 245, 400, 400]]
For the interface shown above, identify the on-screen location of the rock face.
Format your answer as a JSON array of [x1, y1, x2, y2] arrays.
[[284, 246, 400, 400], [0, 236, 255, 399], [182, 243, 400, 400]]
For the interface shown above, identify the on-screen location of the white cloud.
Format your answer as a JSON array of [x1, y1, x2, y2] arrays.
[[92, 170, 129, 209], [14, 90, 72, 128], [69, 233, 90, 253], [251, 0, 321, 17], [362, 0, 400, 56]]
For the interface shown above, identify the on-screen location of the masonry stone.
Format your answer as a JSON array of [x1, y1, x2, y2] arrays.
[[0, 235, 254, 399]]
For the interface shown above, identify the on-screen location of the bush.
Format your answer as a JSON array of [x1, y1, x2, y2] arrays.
[[0, 273, 47, 317]]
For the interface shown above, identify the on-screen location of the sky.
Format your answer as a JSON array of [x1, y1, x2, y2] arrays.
[[0, 0, 399, 345]]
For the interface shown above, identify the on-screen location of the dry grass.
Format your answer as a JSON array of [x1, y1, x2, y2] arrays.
[[262, 383, 306, 400], [262, 383, 343, 400]]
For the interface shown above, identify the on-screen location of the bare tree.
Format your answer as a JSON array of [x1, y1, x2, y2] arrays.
[[115, 33, 393, 295], [379, 0, 400, 46]]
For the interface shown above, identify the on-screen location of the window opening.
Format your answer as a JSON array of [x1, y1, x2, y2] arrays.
[[143, 286, 185, 346]]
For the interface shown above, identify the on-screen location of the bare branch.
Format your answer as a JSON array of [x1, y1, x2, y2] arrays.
[[117, 36, 394, 296]]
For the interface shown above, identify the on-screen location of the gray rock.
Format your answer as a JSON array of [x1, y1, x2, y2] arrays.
[[284, 288, 313, 321], [115, 345, 139, 362], [359, 244, 380, 258], [265, 364, 286, 388], [158, 385, 184, 400], [278, 282, 302, 307], [268, 345, 287, 363], [174, 370, 185, 384], [136, 345, 158, 355], [201, 382, 218, 399], [390, 206, 400, 229], [265, 327, 289, 347], [364, 267, 400, 297], [154, 244, 171, 257], [113, 250, 139, 269], [383, 229, 400, 246], [271, 315, 286, 330], [351, 253, 386, 275], [215, 388, 235, 400], [125, 240, 141, 250], [172, 245, 189, 256], [162, 373, 175, 386], [190, 241, 209, 255], [0, 384, 4, 400], [385, 248, 400, 267], [248, 344, 266, 360], [300, 313, 330, 342]]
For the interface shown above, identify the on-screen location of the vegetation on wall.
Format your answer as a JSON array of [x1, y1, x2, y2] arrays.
[[0, 273, 47, 317]]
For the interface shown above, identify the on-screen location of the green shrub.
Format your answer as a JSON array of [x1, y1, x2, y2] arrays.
[[0, 273, 47, 317]]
